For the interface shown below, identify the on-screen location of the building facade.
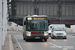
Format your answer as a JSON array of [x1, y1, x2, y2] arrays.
[[10, 0, 75, 17], [8, 0, 75, 27]]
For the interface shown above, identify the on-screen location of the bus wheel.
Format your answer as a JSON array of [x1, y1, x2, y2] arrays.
[[44, 39, 47, 42], [51, 37, 54, 39], [25, 38, 29, 41], [26, 39, 29, 41], [23, 37, 25, 40]]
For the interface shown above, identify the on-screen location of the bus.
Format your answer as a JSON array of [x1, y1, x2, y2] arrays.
[[23, 15, 49, 42]]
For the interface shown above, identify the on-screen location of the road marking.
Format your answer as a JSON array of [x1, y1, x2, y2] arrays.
[[48, 42, 57, 46], [47, 42, 68, 50], [14, 35, 23, 50], [63, 48, 68, 50]]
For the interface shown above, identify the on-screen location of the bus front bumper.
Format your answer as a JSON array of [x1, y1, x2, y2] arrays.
[[26, 36, 48, 39]]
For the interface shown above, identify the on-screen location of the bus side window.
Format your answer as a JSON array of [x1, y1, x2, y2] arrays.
[[24, 21, 26, 25]]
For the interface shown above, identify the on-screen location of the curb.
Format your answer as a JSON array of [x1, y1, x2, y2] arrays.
[[9, 34, 14, 50]]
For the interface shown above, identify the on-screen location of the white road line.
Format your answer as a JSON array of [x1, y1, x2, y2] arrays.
[[14, 35, 23, 50], [47, 42, 68, 50], [47, 42, 57, 46]]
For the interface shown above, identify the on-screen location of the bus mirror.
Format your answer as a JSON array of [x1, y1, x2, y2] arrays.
[[24, 21, 26, 25], [50, 26, 52, 28]]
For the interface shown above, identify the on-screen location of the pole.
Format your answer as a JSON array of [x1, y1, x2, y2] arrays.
[[59, 0, 60, 17], [34, 0, 37, 15], [0, 0, 2, 50], [17, 17, 18, 31], [5, 0, 8, 35], [36, 0, 37, 15], [59, 0, 61, 24]]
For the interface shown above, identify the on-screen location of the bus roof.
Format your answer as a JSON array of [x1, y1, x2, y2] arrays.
[[23, 15, 48, 21], [25, 15, 48, 18]]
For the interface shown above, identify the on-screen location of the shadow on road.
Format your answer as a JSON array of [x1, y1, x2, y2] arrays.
[[24, 39, 46, 42]]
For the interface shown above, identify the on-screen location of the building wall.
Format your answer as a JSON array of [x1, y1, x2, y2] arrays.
[[13, 0, 75, 2], [0, 0, 7, 50], [61, 4, 75, 17], [16, 2, 34, 16], [11, 0, 75, 18]]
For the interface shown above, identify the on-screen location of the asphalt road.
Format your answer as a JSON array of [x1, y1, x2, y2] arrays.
[[8, 31, 75, 50]]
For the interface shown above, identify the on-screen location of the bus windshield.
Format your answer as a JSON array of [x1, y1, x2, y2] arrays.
[[26, 20, 48, 31]]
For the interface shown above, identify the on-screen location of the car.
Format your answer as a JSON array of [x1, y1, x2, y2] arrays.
[[49, 24, 67, 39], [51, 27, 67, 39]]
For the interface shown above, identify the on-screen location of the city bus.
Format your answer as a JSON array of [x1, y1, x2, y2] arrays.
[[23, 15, 49, 42]]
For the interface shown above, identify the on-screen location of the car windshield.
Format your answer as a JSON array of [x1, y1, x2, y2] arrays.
[[53, 28, 65, 31], [26, 20, 48, 31]]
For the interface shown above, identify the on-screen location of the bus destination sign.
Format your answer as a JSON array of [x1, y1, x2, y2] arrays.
[[27, 17, 47, 20], [33, 17, 44, 20]]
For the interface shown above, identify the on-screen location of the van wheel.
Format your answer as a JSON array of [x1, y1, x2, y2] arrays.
[[64, 37, 67, 39], [51, 37, 54, 39]]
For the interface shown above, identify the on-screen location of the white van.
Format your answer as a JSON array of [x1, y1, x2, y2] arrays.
[[47, 25, 52, 37], [48, 24, 67, 39]]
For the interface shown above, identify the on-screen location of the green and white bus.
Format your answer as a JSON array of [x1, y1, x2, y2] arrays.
[[23, 15, 49, 42]]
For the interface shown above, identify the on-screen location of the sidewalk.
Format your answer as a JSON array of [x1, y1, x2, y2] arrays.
[[2, 34, 21, 50], [2, 34, 14, 50], [2, 34, 9, 50]]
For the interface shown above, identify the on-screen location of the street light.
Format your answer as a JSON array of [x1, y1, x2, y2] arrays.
[[16, 16, 18, 31]]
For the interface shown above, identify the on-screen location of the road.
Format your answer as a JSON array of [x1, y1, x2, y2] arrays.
[[8, 31, 75, 50]]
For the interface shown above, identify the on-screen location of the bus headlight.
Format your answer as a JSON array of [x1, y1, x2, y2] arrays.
[[53, 33, 56, 35], [26, 32, 31, 36], [63, 33, 66, 35], [27, 33, 31, 36], [44, 32, 48, 36]]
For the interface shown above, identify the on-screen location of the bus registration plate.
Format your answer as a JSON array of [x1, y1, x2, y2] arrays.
[[35, 37, 40, 39]]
